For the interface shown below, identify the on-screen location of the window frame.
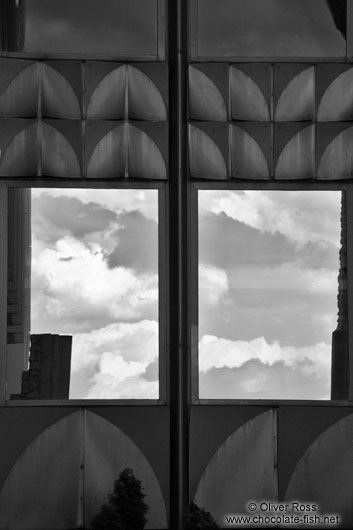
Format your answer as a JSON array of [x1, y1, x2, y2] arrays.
[[190, 180, 353, 406], [0, 179, 168, 406]]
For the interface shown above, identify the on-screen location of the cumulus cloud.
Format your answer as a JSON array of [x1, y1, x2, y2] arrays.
[[30, 188, 160, 399], [199, 211, 339, 271], [199, 264, 229, 305], [199, 335, 331, 399], [227, 265, 337, 292], [106, 210, 158, 272], [87, 372, 158, 400], [69, 320, 158, 399], [199, 361, 329, 400], [200, 286, 338, 348], [32, 193, 117, 243], [32, 188, 158, 222], [199, 190, 341, 247], [31, 235, 158, 334], [199, 335, 330, 376], [141, 358, 159, 382], [198, 192, 340, 354]]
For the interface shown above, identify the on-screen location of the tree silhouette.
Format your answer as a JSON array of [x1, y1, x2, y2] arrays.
[[91, 468, 148, 530], [185, 502, 220, 530]]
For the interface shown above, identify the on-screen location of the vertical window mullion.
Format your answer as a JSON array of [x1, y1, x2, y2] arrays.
[[168, 0, 189, 528]]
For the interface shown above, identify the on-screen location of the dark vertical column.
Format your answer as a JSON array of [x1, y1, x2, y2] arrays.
[[331, 192, 349, 400], [347, 188, 353, 400], [168, 0, 189, 528]]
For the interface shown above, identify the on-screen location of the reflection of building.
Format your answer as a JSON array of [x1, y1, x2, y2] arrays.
[[331, 193, 349, 400], [7, 188, 73, 400], [6, 188, 31, 398], [12, 334, 72, 400]]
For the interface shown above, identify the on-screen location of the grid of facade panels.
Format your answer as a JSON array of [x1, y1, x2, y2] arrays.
[[189, 63, 353, 180]]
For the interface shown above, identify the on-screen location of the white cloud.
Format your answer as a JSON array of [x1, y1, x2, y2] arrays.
[[227, 265, 338, 293], [32, 188, 158, 222], [199, 264, 229, 304], [199, 335, 332, 399], [30, 189, 160, 399], [69, 320, 158, 399], [71, 320, 158, 369], [199, 190, 341, 247], [199, 360, 330, 400], [87, 374, 158, 400], [31, 235, 158, 332], [199, 334, 331, 382]]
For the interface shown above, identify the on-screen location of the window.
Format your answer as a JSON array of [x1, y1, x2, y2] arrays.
[[6, 187, 163, 401], [197, 189, 343, 400], [1, 0, 165, 58], [191, 0, 347, 59]]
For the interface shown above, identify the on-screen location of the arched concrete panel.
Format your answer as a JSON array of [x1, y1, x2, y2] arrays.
[[285, 413, 353, 528], [194, 409, 277, 527]]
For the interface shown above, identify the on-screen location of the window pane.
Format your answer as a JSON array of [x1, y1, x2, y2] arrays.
[[198, 190, 342, 400], [7, 188, 159, 400], [6, 0, 160, 56], [194, 0, 346, 58]]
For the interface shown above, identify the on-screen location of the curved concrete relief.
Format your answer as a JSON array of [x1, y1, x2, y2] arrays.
[[0, 63, 39, 118], [318, 68, 353, 121], [84, 411, 168, 529], [194, 410, 277, 527], [128, 123, 167, 179], [285, 413, 353, 528], [86, 66, 126, 120], [0, 411, 167, 530], [86, 123, 166, 179], [317, 126, 353, 180], [0, 411, 82, 530], [275, 125, 314, 179], [41, 122, 81, 177], [189, 66, 227, 121], [128, 66, 167, 121], [86, 123, 126, 178], [275, 67, 315, 122], [87, 65, 167, 121], [0, 122, 39, 176], [231, 67, 269, 121], [231, 125, 270, 179], [41, 64, 81, 119], [189, 125, 228, 179]]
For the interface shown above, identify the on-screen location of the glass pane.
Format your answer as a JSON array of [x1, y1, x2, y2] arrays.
[[7, 188, 159, 400], [194, 0, 346, 58], [6, 0, 159, 56], [198, 190, 342, 399]]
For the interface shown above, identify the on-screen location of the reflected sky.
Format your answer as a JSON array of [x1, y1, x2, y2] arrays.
[[16, 0, 158, 55], [196, 0, 346, 57], [31, 189, 159, 399], [198, 190, 341, 399]]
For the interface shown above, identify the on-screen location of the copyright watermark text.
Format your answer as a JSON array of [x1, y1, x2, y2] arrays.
[[225, 501, 340, 527]]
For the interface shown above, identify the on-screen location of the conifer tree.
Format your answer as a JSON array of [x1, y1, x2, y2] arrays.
[[185, 502, 220, 530], [91, 468, 148, 530]]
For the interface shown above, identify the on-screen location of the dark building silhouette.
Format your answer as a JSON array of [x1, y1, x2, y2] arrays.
[[11, 334, 72, 400]]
